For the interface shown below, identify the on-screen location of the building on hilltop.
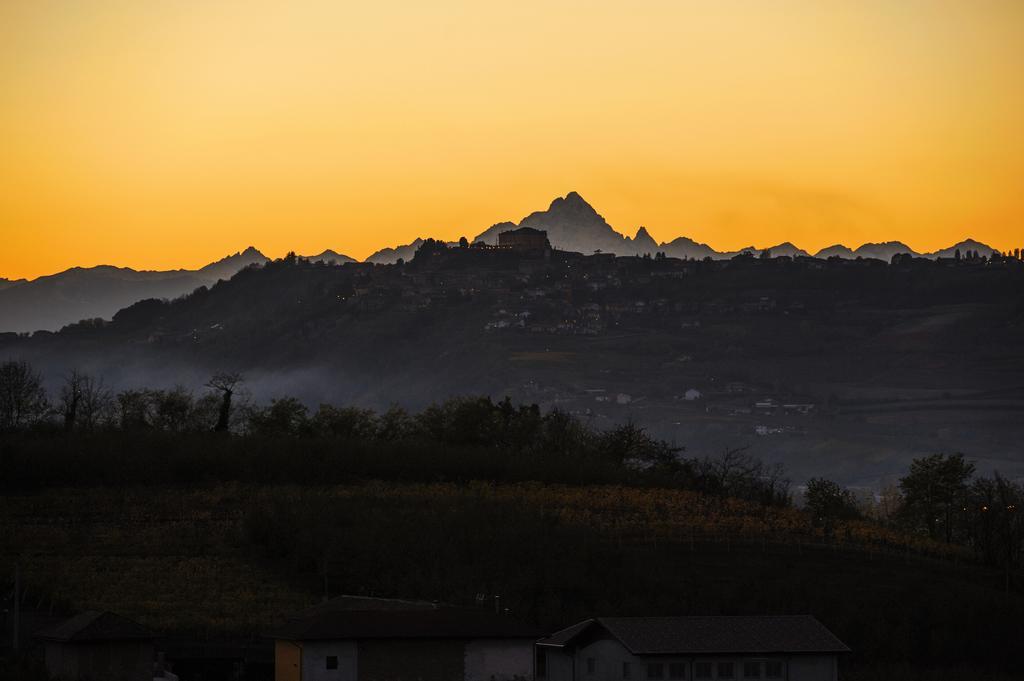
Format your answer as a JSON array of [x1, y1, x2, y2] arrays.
[[499, 227, 551, 252], [536, 616, 849, 681]]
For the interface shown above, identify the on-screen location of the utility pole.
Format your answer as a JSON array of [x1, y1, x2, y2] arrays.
[[12, 564, 20, 652]]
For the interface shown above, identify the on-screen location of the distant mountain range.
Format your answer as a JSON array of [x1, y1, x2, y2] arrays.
[[302, 250, 357, 265], [0, 247, 366, 332], [366, 238, 425, 265], [365, 191, 995, 264], [0, 192, 1000, 331]]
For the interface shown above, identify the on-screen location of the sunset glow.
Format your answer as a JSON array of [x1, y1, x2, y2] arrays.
[[2, 0, 1023, 279]]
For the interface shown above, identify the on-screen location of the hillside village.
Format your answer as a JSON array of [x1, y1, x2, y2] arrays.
[[4, 225, 1023, 487]]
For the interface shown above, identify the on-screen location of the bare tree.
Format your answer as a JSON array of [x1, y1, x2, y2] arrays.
[[206, 372, 243, 432], [60, 370, 112, 431], [117, 389, 154, 430], [0, 359, 48, 430]]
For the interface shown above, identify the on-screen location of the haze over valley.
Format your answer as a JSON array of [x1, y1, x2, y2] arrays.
[[4, 2, 1024, 678], [3, 195, 1022, 488]]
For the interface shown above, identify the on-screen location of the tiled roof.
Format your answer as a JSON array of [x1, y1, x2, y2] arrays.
[[270, 607, 542, 641], [537, 618, 596, 647], [286, 595, 439, 620], [538, 616, 849, 655], [35, 611, 156, 642]]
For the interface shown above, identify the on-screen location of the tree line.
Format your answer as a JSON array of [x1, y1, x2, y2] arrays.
[[1, 358, 1019, 570], [804, 453, 1023, 573], [0, 359, 786, 505]]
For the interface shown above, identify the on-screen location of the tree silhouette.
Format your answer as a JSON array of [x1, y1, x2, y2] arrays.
[[804, 478, 860, 533], [206, 372, 243, 432], [60, 370, 112, 431], [900, 453, 975, 543], [0, 360, 48, 431]]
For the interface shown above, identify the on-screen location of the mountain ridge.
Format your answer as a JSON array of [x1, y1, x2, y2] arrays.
[[0, 246, 349, 333], [2, 192, 1006, 329]]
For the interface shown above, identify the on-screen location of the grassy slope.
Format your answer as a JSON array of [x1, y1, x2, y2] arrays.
[[2, 481, 1020, 674]]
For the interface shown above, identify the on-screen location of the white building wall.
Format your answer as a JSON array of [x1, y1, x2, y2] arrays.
[[541, 643, 839, 681], [541, 647, 575, 681], [787, 655, 838, 681], [300, 641, 357, 681], [576, 639, 639, 681], [464, 639, 534, 681]]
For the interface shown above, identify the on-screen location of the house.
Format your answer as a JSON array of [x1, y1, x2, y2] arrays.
[[35, 610, 156, 681], [270, 596, 541, 681], [536, 616, 848, 681], [499, 227, 552, 252]]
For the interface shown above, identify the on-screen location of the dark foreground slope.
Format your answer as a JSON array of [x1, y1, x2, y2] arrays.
[[1, 482, 1021, 681], [3, 249, 1024, 485]]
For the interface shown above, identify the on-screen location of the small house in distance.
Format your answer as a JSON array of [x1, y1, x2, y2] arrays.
[[536, 616, 849, 681], [499, 227, 551, 252], [270, 595, 541, 681], [35, 610, 156, 681]]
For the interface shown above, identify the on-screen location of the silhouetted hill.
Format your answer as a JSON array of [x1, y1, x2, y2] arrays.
[[0, 278, 27, 291], [853, 241, 917, 261], [762, 242, 810, 258], [631, 226, 659, 255], [473, 191, 673, 257], [815, 244, 857, 259], [196, 246, 270, 280], [0, 247, 268, 333], [301, 249, 357, 264], [366, 238, 425, 264], [4, 249, 1023, 486], [927, 239, 997, 259], [659, 236, 720, 260]]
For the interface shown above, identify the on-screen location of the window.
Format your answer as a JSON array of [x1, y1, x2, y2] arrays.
[[588, 658, 596, 675], [743, 661, 760, 678], [536, 650, 547, 678], [694, 662, 712, 679], [669, 662, 686, 679], [765, 662, 783, 679], [717, 662, 735, 679], [647, 662, 665, 679], [325, 656, 338, 671], [623, 662, 632, 679]]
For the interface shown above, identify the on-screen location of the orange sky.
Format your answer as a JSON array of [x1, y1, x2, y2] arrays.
[[1, 0, 1023, 279]]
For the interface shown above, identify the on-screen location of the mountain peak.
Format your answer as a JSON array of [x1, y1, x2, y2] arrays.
[[549, 191, 598, 216], [815, 244, 856, 259], [928, 238, 996, 259], [631, 226, 659, 255]]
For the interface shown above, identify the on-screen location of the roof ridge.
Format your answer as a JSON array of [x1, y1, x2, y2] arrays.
[[543, 615, 849, 655]]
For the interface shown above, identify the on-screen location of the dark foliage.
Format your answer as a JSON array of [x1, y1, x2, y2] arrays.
[[239, 485, 1024, 678]]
